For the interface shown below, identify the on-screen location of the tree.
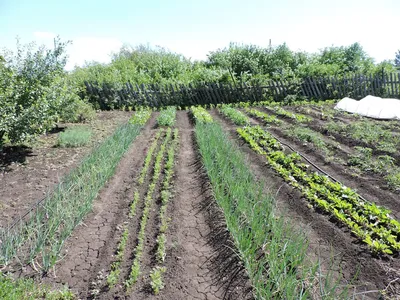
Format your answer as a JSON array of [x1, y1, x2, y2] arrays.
[[0, 37, 88, 145], [394, 50, 400, 68]]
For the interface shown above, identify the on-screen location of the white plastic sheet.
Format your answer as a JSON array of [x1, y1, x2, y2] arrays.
[[334, 95, 400, 119]]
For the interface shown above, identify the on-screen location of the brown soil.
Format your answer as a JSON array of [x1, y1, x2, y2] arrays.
[[212, 110, 400, 299], [34, 111, 249, 299], [0, 111, 132, 228]]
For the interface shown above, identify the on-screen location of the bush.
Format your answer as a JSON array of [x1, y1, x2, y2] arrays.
[[0, 37, 95, 145]]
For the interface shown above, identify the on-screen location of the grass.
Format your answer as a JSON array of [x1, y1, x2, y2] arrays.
[[0, 272, 74, 299], [57, 126, 92, 147], [0, 123, 143, 271], [195, 122, 326, 299]]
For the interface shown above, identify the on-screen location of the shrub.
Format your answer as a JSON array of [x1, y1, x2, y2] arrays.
[[0, 37, 95, 145]]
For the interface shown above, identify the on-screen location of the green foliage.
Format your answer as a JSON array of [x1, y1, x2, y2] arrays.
[[348, 146, 400, 191], [196, 122, 345, 299], [57, 126, 92, 147], [157, 106, 176, 127], [129, 108, 152, 125], [284, 126, 332, 157], [218, 106, 250, 125], [238, 125, 400, 255], [325, 120, 399, 154], [149, 266, 166, 295], [69, 45, 232, 99], [190, 106, 213, 123], [0, 272, 74, 299], [126, 129, 173, 288], [395, 50, 400, 68], [0, 38, 94, 145]]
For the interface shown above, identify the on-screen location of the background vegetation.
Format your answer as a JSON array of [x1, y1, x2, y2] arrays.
[[0, 37, 399, 146]]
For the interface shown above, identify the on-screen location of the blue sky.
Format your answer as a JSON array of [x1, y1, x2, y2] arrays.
[[1, 0, 399, 70]]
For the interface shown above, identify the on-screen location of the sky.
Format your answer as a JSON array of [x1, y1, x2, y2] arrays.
[[1, 0, 399, 70]]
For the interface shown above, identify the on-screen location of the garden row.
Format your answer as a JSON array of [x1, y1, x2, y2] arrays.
[[237, 125, 400, 254], [190, 108, 348, 299], [216, 104, 400, 254]]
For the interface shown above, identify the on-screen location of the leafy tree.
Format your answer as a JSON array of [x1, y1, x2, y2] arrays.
[[0, 37, 92, 145], [395, 50, 400, 68]]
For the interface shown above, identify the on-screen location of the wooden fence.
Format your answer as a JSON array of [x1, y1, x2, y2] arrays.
[[84, 73, 400, 109]]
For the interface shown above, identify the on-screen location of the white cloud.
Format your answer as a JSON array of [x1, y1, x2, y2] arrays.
[[65, 37, 123, 70], [33, 31, 56, 40]]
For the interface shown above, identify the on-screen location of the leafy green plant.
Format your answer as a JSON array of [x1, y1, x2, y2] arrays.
[[218, 106, 250, 125], [238, 125, 400, 255], [107, 226, 129, 287], [190, 106, 213, 123], [129, 108, 152, 125], [139, 129, 163, 184], [325, 121, 399, 154], [157, 107, 176, 127], [149, 266, 166, 295], [0, 272, 74, 299], [57, 126, 92, 147], [269, 106, 312, 123], [243, 107, 282, 125], [284, 126, 332, 157]]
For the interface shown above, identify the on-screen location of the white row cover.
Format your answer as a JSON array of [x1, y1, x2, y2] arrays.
[[334, 95, 400, 120]]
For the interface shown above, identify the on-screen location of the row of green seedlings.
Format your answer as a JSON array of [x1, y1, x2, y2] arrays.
[[245, 108, 400, 190], [129, 108, 153, 126], [190, 106, 213, 123], [238, 125, 400, 255], [347, 146, 400, 191], [218, 106, 250, 126], [291, 105, 335, 121], [125, 128, 175, 289], [157, 106, 177, 127], [182, 99, 338, 110], [195, 122, 348, 299], [283, 125, 400, 191], [324, 120, 400, 154], [106, 129, 164, 288], [150, 128, 179, 295], [310, 104, 400, 130], [0, 118, 148, 271], [130, 100, 338, 113], [268, 106, 313, 123], [243, 107, 282, 125]]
